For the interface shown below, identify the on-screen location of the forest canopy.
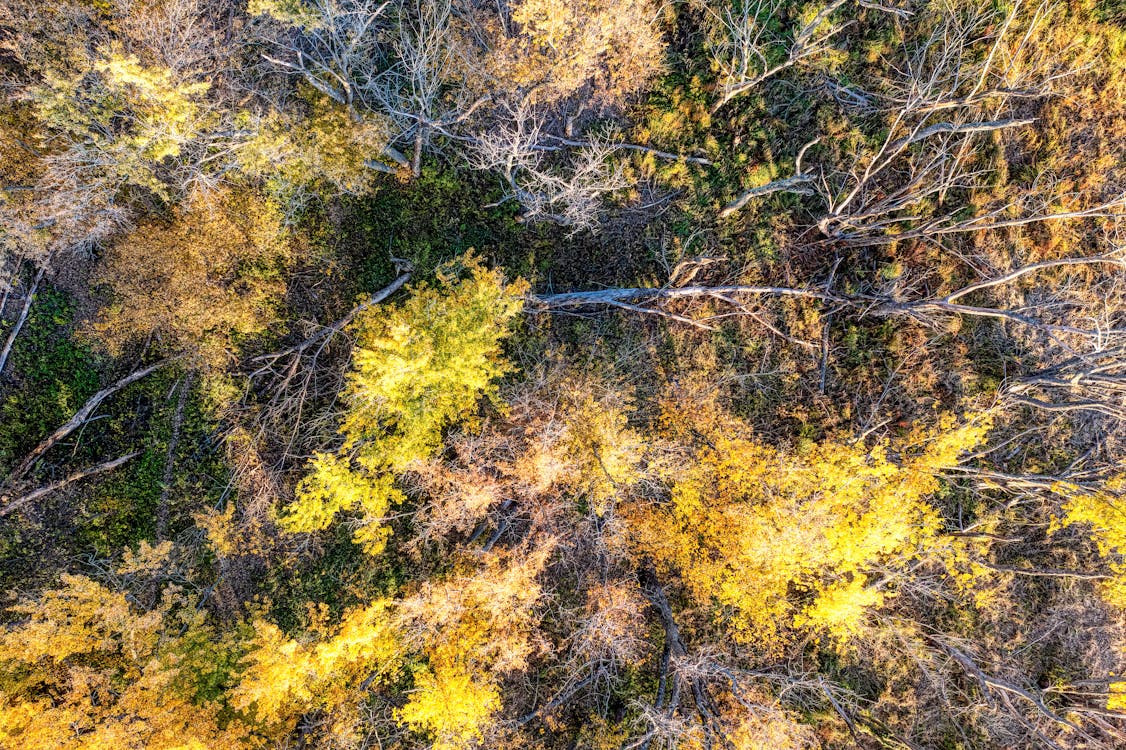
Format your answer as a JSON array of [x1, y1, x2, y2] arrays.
[[1, 0, 1126, 748]]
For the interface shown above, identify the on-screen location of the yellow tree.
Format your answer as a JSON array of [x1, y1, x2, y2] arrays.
[[281, 254, 528, 553], [0, 563, 258, 750], [233, 599, 402, 744], [395, 545, 551, 748], [495, 0, 668, 108], [90, 187, 290, 368], [230, 545, 549, 749], [632, 409, 993, 649]]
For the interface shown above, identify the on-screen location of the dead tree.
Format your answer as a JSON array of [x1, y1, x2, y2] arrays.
[[0, 453, 143, 519], [469, 102, 631, 230], [246, 260, 413, 469], [719, 2, 1126, 248], [255, 0, 391, 107], [707, 0, 852, 113], [366, 0, 491, 176]]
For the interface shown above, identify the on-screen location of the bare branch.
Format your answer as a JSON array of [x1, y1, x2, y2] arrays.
[[0, 452, 141, 518], [0, 263, 45, 378], [6, 358, 176, 485]]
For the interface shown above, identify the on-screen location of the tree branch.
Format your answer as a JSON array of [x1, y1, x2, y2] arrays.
[[6, 358, 175, 485], [1, 452, 141, 518]]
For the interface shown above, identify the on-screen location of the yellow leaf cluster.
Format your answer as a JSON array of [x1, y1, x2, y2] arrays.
[[30, 46, 213, 199], [497, 0, 667, 107], [396, 545, 550, 748], [632, 413, 992, 649], [91, 187, 289, 366], [281, 254, 528, 553], [238, 91, 392, 194], [0, 575, 257, 750], [1052, 475, 1126, 608], [233, 599, 401, 733]]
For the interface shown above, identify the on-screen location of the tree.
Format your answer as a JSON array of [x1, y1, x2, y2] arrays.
[[280, 254, 528, 553], [233, 598, 402, 741], [469, 101, 629, 229], [705, 0, 852, 113], [90, 188, 290, 368], [631, 409, 993, 647], [0, 1, 242, 255], [0, 568, 257, 750], [496, 0, 667, 112]]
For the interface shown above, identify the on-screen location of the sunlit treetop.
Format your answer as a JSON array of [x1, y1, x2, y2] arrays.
[[281, 254, 529, 553]]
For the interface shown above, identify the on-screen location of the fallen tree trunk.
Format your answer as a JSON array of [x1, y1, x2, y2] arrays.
[[530, 256, 1126, 339], [0, 263, 45, 378], [0, 452, 140, 518], [6, 358, 175, 485]]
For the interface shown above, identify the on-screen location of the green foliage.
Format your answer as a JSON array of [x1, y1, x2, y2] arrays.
[[29, 46, 212, 200], [0, 285, 99, 471], [350, 164, 529, 275]]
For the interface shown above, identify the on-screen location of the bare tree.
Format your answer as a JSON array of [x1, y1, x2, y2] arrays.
[[707, 0, 852, 113], [531, 256, 1126, 341], [470, 102, 629, 230], [718, 2, 1126, 249], [0, 263, 45, 378], [367, 0, 491, 176], [254, 0, 391, 107], [806, 1, 1122, 245]]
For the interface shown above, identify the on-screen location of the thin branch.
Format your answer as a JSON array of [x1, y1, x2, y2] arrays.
[[0, 263, 46, 379]]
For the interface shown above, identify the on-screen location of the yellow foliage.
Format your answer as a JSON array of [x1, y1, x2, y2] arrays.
[[1109, 680, 1126, 711], [395, 546, 551, 747], [0, 575, 257, 750], [397, 662, 501, 750], [792, 574, 885, 643], [632, 412, 992, 649], [30, 46, 213, 199], [281, 254, 528, 552], [233, 599, 401, 732], [1052, 476, 1126, 608], [117, 540, 175, 576], [497, 0, 666, 107], [91, 187, 289, 366], [238, 92, 392, 194], [726, 703, 819, 750]]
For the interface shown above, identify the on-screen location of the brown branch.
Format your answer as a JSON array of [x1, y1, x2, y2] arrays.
[[541, 135, 712, 166], [883, 118, 1035, 156], [532, 284, 843, 309]]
